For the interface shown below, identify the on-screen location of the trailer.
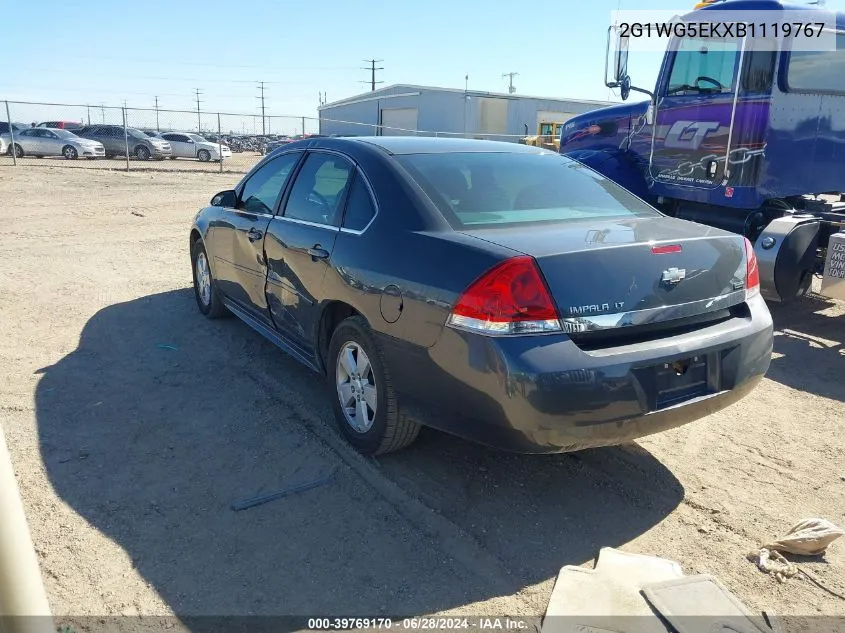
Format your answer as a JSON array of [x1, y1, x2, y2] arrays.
[[560, 0, 845, 304]]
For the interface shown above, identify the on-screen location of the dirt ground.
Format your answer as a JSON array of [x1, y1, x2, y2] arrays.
[[1, 165, 843, 632]]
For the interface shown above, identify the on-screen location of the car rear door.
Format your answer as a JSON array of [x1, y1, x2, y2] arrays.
[[217, 151, 303, 323], [42, 129, 62, 156], [163, 134, 189, 158], [263, 151, 355, 350]]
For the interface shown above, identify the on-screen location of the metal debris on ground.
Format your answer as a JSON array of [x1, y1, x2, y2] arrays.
[[230, 473, 335, 512]]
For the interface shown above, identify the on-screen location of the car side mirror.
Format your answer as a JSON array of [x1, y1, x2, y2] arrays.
[[211, 190, 237, 207]]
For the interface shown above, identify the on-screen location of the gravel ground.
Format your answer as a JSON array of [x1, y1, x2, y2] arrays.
[[1, 165, 843, 631]]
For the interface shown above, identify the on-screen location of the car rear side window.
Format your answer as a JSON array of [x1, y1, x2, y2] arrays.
[[283, 153, 354, 227], [341, 174, 376, 231], [397, 152, 660, 229], [238, 152, 301, 215]]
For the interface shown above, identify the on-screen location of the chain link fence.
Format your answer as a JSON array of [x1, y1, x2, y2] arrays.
[[0, 101, 323, 174], [1, 100, 534, 175]]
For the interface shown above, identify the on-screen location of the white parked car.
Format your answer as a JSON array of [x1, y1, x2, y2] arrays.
[[5, 128, 105, 159], [158, 132, 231, 162]]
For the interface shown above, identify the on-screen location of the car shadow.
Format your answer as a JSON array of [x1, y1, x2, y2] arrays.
[[35, 289, 683, 625], [767, 294, 844, 403]]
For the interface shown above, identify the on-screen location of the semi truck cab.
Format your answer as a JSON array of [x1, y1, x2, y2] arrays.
[[560, 0, 845, 304]]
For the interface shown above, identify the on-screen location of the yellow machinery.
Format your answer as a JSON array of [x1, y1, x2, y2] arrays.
[[520, 122, 567, 151]]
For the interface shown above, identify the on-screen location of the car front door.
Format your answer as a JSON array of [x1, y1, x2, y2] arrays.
[[215, 151, 303, 323], [263, 151, 355, 351]]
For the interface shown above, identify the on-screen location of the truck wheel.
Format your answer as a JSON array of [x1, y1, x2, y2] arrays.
[[328, 316, 420, 455]]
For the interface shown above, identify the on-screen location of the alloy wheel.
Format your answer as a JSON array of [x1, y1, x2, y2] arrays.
[[336, 342, 377, 432]]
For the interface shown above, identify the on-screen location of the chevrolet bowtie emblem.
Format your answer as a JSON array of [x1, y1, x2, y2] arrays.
[[661, 267, 686, 287]]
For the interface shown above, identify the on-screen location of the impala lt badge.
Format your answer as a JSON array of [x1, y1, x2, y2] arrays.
[[661, 267, 686, 288]]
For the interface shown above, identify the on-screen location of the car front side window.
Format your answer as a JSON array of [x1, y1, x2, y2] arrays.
[[237, 152, 301, 215]]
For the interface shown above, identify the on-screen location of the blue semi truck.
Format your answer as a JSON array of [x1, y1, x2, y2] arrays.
[[560, 0, 845, 304]]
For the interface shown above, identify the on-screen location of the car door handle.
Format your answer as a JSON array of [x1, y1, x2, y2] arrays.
[[307, 246, 330, 260], [247, 228, 264, 242]]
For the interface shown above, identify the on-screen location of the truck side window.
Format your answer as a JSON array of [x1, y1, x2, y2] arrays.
[[667, 37, 740, 95], [741, 39, 777, 93], [787, 32, 845, 94]]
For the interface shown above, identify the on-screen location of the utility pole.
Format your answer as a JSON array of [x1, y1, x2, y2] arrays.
[[86, 104, 91, 126], [362, 59, 384, 92], [100, 103, 105, 123], [502, 71, 519, 94], [256, 81, 266, 136], [465, 74, 469, 92], [154, 96, 160, 131], [194, 88, 203, 132]]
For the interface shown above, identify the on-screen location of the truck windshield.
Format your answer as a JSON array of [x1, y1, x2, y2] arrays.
[[667, 36, 739, 95], [397, 152, 660, 229]]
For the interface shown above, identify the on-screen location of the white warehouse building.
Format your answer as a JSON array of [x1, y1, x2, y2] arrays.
[[317, 84, 614, 141]]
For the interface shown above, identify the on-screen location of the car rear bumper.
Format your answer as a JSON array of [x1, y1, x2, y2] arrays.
[[380, 294, 773, 453]]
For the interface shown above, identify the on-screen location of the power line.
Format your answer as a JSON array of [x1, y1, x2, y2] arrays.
[[502, 72, 519, 94], [257, 81, 266, 136], [361, 59, 384, 92], [194, 88, 203, 132]]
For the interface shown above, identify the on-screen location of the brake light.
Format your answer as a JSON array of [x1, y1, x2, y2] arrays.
[[744, 237, 760, 299], [651, 244, 682, 254], [448, 256, 561, 335]]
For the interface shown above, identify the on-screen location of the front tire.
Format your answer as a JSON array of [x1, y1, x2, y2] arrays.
[[135, 145, 151, 160], [197, 149, 211, 162], [328, 316, 420, 455], [11, 144, 23, 158], [191, 239, 227, 318], [62, 145, 78, 160]]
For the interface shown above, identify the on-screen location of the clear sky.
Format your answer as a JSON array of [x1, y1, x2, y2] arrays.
[[4, 0, 842, 130]]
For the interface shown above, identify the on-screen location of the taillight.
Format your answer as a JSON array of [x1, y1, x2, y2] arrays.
[[447, 256, 561, 335], [744, 237, 760, 299]]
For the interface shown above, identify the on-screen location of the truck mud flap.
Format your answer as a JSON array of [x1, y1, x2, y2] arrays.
[[821, 230, 845, 301], [755, 215, 820, 303]]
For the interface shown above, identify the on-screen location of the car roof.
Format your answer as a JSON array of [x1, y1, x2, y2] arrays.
[[342, 136, 553, 155]]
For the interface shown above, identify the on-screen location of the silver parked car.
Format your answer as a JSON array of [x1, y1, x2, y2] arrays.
[[6, 128, 105, 159], [158, 132, 231, 161]]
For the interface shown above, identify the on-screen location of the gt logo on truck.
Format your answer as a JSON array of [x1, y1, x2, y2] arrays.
[[665, 120, 720, 150]]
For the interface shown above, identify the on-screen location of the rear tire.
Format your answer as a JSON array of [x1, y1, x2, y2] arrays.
[[190, 239, 227, 318], [328, 316, 420, 455]]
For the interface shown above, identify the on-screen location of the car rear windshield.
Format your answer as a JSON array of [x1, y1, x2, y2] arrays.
[[396, 152, 660, 229]]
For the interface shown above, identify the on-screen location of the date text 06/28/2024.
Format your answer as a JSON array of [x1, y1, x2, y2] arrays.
[[306, 617, 529, 630]]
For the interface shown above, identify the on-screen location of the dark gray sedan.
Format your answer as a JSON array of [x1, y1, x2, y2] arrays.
[[189, 137, 772, 455]]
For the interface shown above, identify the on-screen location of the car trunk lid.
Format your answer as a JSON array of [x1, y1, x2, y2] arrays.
[[460, 216, 748, 335]]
